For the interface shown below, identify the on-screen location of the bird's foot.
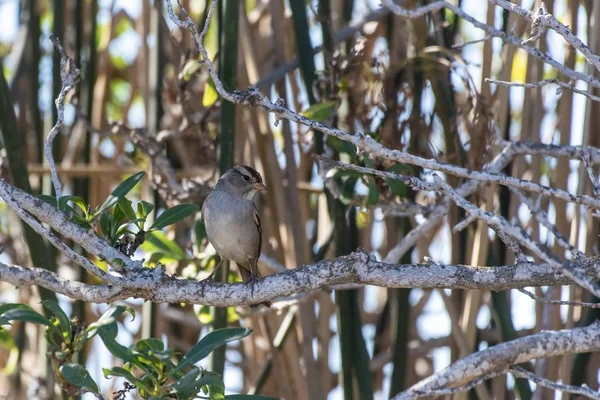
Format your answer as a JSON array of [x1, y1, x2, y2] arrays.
[[200, 271, 216, 284]]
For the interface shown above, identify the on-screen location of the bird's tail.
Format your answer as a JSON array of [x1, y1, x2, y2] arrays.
[[236, 263, 271, 308]]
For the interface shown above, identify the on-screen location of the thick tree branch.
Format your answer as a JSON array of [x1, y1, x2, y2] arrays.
[[393, 321, 600, 399], [0, 251, 593, 305]]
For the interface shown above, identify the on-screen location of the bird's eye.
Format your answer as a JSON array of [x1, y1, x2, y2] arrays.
[[242, 175, 250, 181]]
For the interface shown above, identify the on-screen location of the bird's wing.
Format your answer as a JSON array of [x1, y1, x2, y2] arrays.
[[253, 203, 262, 260]]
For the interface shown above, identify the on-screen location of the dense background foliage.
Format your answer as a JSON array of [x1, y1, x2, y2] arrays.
[[0, 0, 599, 399]]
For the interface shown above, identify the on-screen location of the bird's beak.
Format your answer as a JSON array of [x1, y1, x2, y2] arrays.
[[253, 182, 268, 192]]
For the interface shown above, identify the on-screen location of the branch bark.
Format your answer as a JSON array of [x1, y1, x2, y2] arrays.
[[0, 250, 596, 305], [393, 321, 600, 399]]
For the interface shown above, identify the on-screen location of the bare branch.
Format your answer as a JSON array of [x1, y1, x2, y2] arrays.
[[489, 0, 600, 73], [0, 251, 593, 305], [486, 78, 600, 102], [582, 148, 600, 199], [511, 366, 600, 400], [517, 287, 600, 309], [431, 174, 600, 297], [381, 0, 600, 88], [0, 180, 156, 284], [46, 35, 80, 199], [164, 1, 600, 215], [508, 187, 582, 257], [0, 262, 126, 303], [393, 321, 600, 399], [0, 179, 114, 282]]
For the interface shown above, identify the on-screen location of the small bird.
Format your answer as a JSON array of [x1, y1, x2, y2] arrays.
[[201, 165, 271, 307]]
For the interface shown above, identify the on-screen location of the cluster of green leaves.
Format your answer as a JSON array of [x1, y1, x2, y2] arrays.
[[40, 171, 199, 252], [0, 301, 275, 399]]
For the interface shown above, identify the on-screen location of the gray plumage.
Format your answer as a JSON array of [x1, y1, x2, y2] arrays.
[[201, 165, 267, 286]]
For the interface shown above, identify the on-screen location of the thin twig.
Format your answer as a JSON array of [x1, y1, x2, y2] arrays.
[[489, 0, 600, 73], [381, 0, 600, 88], [486, 78, 600, 102], [517, 288, 600, 308], [511, 366, 600, 400], [508, 187, 582, 257], [582, 148, 600, 199], [46, 35, 80, 199], [430, 174, 600, 297]]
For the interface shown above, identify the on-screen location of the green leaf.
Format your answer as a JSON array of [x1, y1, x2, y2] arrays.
[[366, 180, 380, 206], [0, 330, 18, 375], [137, 200, 154, 220], [0, 306, 51, 327], [203, 77, 219, 107], [326, 136, 357, 157], [59, 196, 88, 217], [41, 301, 71, 338], [149, 204, 200, 231], [385, 164, 411, 198], [174, 328, 252, 373], [93, 171, 145, 217], [340, 177, 358, 205], [181, 59, 203, 81], [37, 194, 58, 207], [142, 231, 186, 260], [303, 101, 336, 122], [60, 363, 99, 393], [86, 305, 135, 339], [111, 203, 127, 236], [167, 366, 201, 396], [97, 324, 135, 363], [118, 198, 137, 221], [103, 366, 153, 394], [99, 212, 112, 239], [136, 337, 165, 353]]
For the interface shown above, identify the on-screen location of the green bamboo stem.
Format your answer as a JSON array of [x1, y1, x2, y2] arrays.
[[210, 0, 239, 378], [51, 0, 64, 169]]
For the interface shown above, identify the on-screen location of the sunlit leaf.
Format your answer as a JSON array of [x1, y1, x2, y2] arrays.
[[93, 171, 145, 217], [0, 330, 18, 375], [41, 301, 71, 340], [203, 78, 219, 107]]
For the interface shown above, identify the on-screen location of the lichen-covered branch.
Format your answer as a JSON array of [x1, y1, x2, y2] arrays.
[[0, 251, 593, 306], [46, 35, 80, 198], [393, 321, 600, 400]]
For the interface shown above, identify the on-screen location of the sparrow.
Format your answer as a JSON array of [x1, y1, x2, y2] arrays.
[[201, 165, 271, 307]]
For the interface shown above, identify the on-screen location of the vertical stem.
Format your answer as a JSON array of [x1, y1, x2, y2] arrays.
[[29, 0, 43, 166], [210, 0, 239, 378], [389, 219, 412, 397], [51, 0, 64, 167], [289, 0, 321, 153], [142, 0, 164, 341]]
